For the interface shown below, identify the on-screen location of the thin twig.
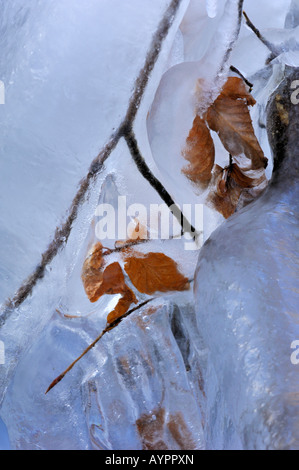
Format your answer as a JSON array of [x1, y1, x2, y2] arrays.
[[230, 65, 253, 91], [243, 11, 281, 57], [46, 298, 154, 394], [124, 130, 199, 239]]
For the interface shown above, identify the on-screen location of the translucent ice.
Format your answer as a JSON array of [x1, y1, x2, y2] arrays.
[[0, 0, 173, 304], [2, 0, 298, 452], [205, 0, 218, 19], [194, 69, 299, 450]]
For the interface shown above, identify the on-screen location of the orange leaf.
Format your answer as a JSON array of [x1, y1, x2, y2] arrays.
[[107, 287, 138, 324], [81, 243, 129, 303], [81, 242, 105, 302], [216, 77, 256, 105], [124, 252, 189, 295], [96, 262, 128, 297], [230, 163, 265, 189], [205, 77, 268, 170], [208, 162, 267, 219], [182, 115, 215, 186]]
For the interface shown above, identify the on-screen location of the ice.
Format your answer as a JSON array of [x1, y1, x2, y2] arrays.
[[1, 0, 298, 452], [0, 0, 172, 304], [194, 69, 299, 449], [205, 0, 218, 19], [0, 417, 9, 450], [195, 183, 299, 449], [147, 0, 244, 214], [0, 116, 204, 448]]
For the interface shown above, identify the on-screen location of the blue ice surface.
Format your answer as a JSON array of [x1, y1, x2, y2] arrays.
[[0, 417, 10, 450]]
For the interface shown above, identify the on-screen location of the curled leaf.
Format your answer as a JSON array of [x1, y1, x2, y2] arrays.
[[208, 165, 242, 219], [230, 163, 265, 188], [81, 242, 105, 302], [182, 115, 215, 186], [107, 287, 138, 324], [208, 162, 267, 219], [81, 244, 128, 303], [124, 252, 190, 295], [205, 77, 268, 170], [216, 77, 256, 105]]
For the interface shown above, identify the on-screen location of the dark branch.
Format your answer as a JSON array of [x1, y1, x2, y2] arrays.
[[230, 65, 253, 91], [218, 0, 244, 76], [124, 130, 199, 239], [243, 11, 281, 57]]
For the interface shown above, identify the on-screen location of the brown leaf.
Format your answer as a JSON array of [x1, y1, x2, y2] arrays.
[[217, 77, 256, 105], [136, 408, 167, 450], [230, 163, 265, 188], [92, 262, 129, 301], [208, 162, 267, 219], [81, 242, 128, 302], [182, 115, 215, 186], [81, 242, 105, 302], [208, 165, 241, 218], [205, 77, 268, 170], [124, 252, 190, 295], [107, 287, 138, 324]]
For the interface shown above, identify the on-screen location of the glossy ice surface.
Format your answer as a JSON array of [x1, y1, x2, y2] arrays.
[[0, 0, 298, 450]]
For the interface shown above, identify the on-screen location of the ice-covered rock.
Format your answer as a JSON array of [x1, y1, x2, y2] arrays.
[[194, 67, 299, 450]]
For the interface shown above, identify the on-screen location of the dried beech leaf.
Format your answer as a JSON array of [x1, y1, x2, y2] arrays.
[[107, 287, 138, 324], [206, 77, 268, 170], [216, 168, 229, 196], [217, 77, 256, 105], [208, 166, 242, 218], [136, 408, 167, 450], [94, 262, 128, 299], [114, 218, 148, 249], [209, 185, 242, 219], [81, 242, 105, 302], [230, 163, 264, 188], [82, 246, 128, 302], [182, 115, 215, 186], [208, 161, 267, 219], [124, 252, 190, 295]]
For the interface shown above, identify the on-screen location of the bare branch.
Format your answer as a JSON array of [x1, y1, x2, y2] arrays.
[[46, 298, 154, 394], [124, 130, 199, 240], [243, 11, 281, 57]]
